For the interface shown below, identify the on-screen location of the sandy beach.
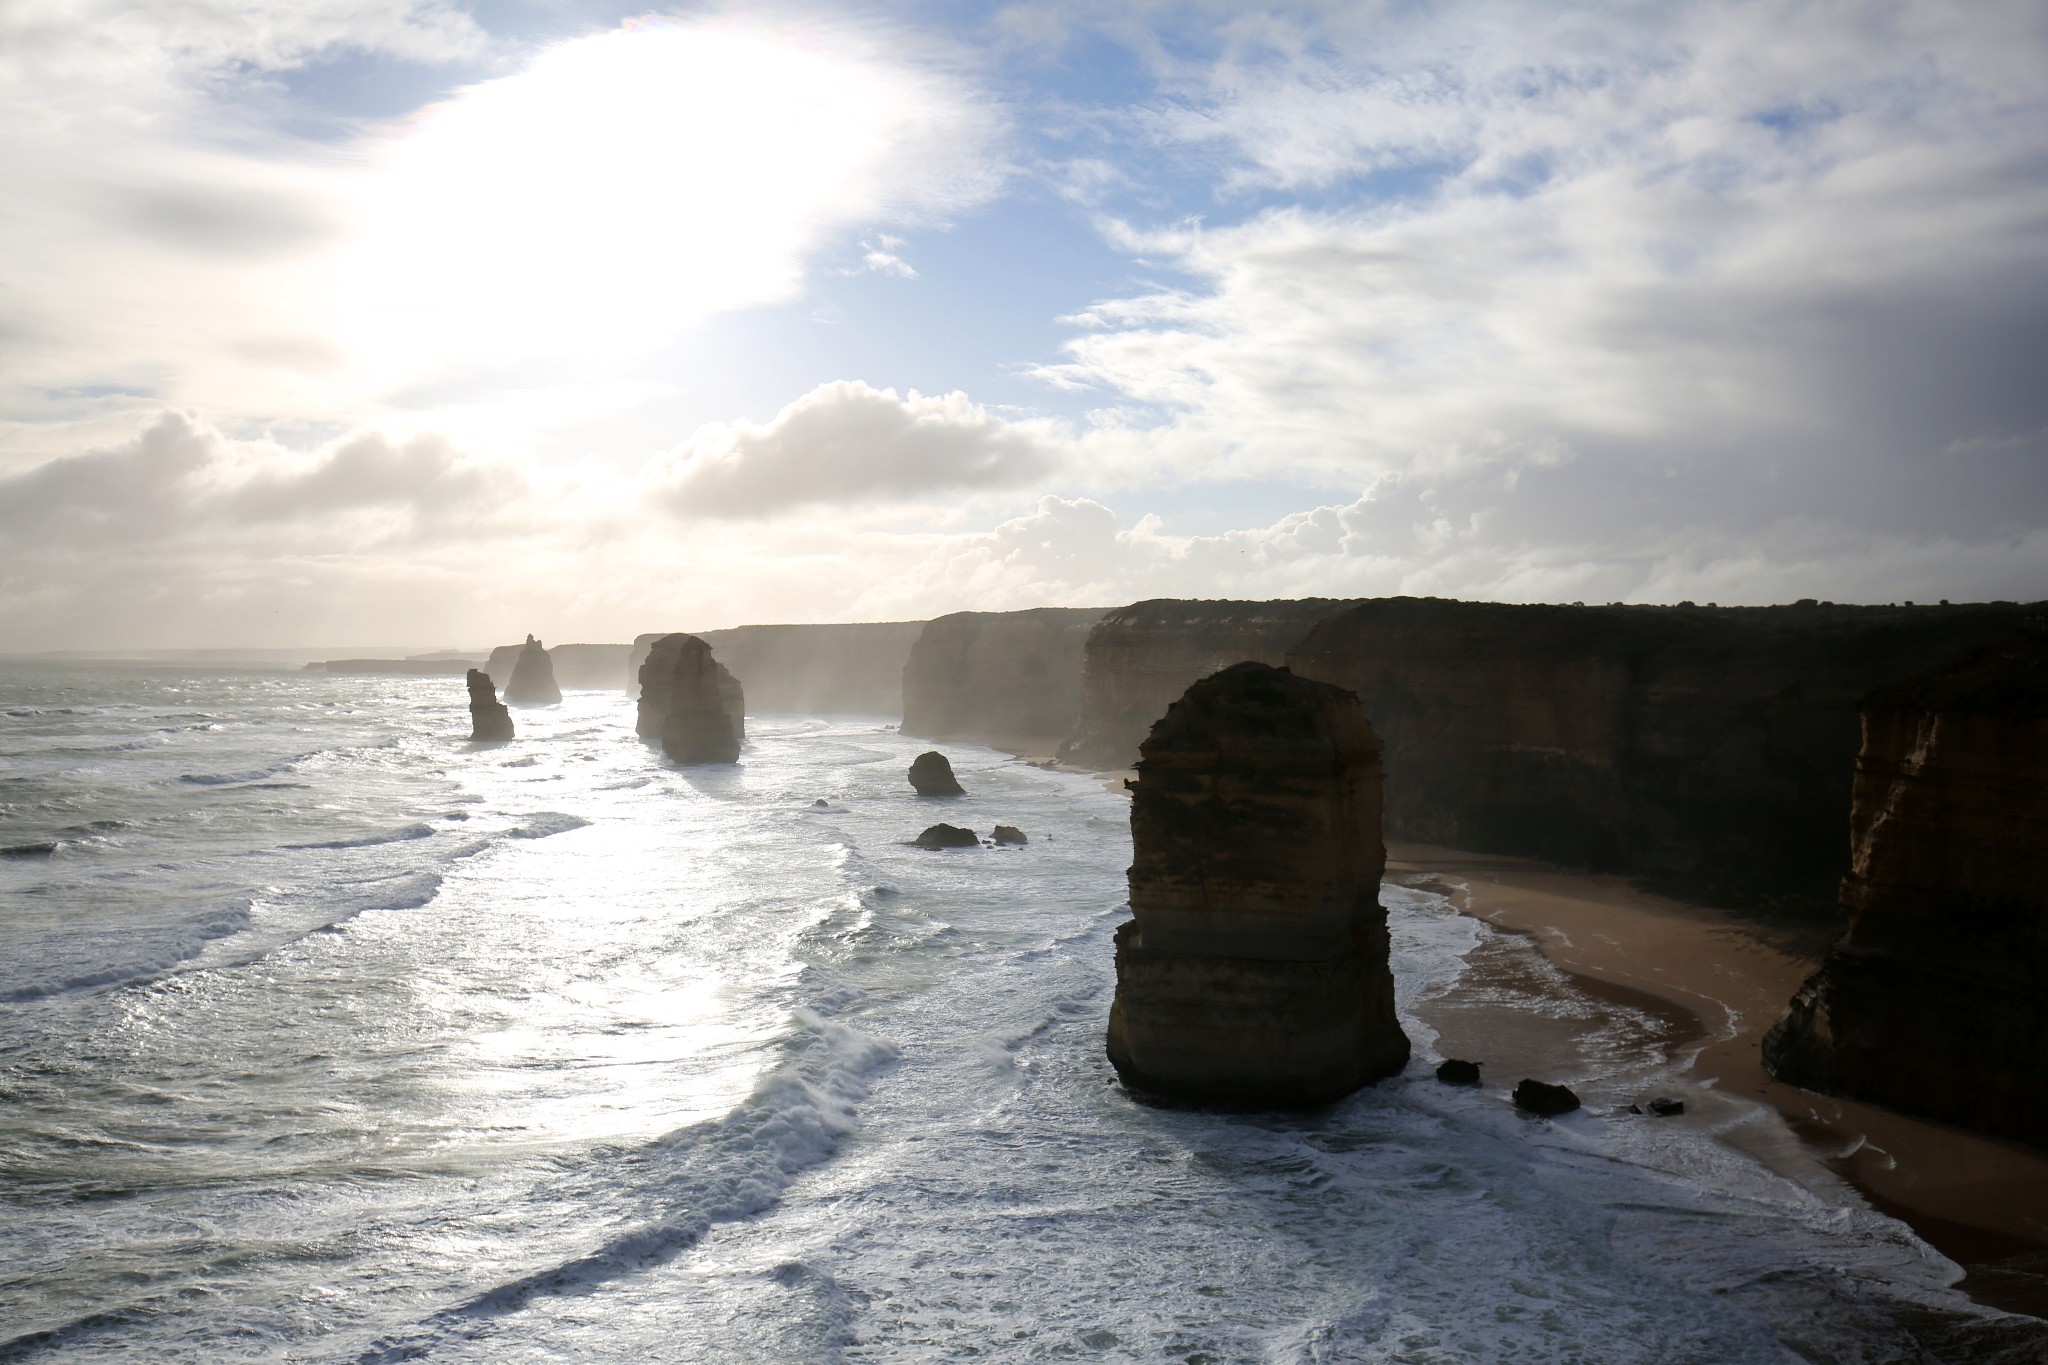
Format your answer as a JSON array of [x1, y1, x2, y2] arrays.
[[1387, 842, 2048, 1316]]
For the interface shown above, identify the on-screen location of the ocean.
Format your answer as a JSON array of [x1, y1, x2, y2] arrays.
[[1, 664, 2041, 1362]]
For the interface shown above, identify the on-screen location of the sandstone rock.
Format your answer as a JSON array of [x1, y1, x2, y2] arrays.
[[901, 607, 1107, 751], [1513, 1079, 1580, 1116], [908, 751, 965, 796], [502, 635, 563, 706], [1060, 598, 1357, 770], [1763, 628, 2048, 1148], [913, 823, 979, 849], [636, 633, 743, 765], [991, 825, 1027, 846], [1106, 661, 1410, 1107], [1436, 1059, 1481, 1086], [1287, 596, 2039, 904], [466, 669, 514, 741]]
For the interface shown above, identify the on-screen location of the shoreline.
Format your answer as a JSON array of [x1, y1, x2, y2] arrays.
[[1386, 842, 2048, 1318]]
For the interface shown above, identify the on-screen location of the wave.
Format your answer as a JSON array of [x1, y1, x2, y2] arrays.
[[1, 841, 59, 859], [0, 902, 255, 1003], [508, 813, 590, 840], [178, 767, 290, 786], [284, 823, 437, 851]]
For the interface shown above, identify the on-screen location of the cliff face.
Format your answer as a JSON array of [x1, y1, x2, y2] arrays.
[[466, 669, 513, 741], [1763, 628, 2048, 1147], [626, 622, 924, 714], [548, 643, 631, 690], [502, 636, 563, 706], [1059, 599, 1355, 770], [1107, 662, 1409, 1105], [900, 607, 1108, 750], [637, 633, 744, 764], [1286, 598, 2037, 902], [484, 643, 521, 683]]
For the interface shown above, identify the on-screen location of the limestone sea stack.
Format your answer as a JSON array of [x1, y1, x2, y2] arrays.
[[636, 633, 744, 764], [502, 635, 563, 706], [466, 669, 514, 740], [908, 751, 965, 796], [1107, 662, 1409, 1106], [1763, 627, 2048, 1148]]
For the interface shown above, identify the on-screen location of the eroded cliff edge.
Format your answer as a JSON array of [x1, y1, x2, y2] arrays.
[[1763, 628, 2048, 1147], [900, 607, 1107, 751], [1107, 662, 1409, 1105], [1059, 598, 1356, 770], [1286, 597, 2036, 903]]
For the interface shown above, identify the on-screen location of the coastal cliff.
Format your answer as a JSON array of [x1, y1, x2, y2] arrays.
[[1107, 662, 1409, 1105], [1060, 598, 1355, 769], [900, 607, 1107, 751], [1286, 598, 2036, 903], [548, 643, 631, 690], [1763, 628, 2048, 1147], [636, 633, 744, 764], [626, 622, 924, 714]]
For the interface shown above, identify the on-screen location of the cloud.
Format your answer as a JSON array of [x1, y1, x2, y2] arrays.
[[647, 381, 1062, 518]]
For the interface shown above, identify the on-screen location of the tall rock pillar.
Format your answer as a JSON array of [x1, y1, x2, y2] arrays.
[[502, 635, 563, 706], [466, 669, 514, 740], [636, 633, 745, 765], [1107, 661, 1409, 1105], [1764, 628, 2048, 1147]]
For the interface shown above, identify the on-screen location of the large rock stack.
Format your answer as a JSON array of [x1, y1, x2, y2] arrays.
[[466, 669, 514, 740], [636, 633, 745, 764], [502, 635, 563, 706], [1763, 628, 2048, 1147], [1107, 662, 1409, 1106]]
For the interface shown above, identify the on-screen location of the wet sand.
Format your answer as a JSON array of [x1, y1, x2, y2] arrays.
[[1388, 842, 2048, 1317]]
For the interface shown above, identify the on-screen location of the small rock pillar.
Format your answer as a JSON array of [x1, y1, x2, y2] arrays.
[[1107, 661, 1409, 1105], [466, 669, 514, 740]]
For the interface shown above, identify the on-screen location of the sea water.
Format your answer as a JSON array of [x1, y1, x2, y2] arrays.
[[1, 664, 2042, 1363]]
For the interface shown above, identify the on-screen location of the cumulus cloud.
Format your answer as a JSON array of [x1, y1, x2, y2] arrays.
[[647, 381, 1062, 517]]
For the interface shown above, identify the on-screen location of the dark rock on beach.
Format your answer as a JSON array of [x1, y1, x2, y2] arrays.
[[991, 825, 1027, 846], [1435, 1059, 1481, 1086], [908, 751, 965, 796], [1647, 1097, 1686, 1117], [466, 669, 514, 741], [913, 823, 979, 849], [1107, 662, 1410, 1107], [1513, 1079, 1581, 1116], [502, 635, 563, 706]]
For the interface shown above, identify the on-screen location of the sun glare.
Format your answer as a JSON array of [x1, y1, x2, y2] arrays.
[[342, 19, 943, 382]]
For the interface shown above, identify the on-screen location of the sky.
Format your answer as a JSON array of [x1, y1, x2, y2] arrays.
[[1, 0, 2044, 650]]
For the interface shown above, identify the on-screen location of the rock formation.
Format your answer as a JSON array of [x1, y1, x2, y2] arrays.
[[502, 635, 563, 706], [466, 669, 514, 740], [908, 751, 965, 796], [1763, 627, 2048, 1148], [1286, 597, 2039, 904], [626, 621, 926, 712], [1060, 599, 1356, 770], [484, 642, 523, 685], [1107, 662, 1410, 1106], [913, 823, 979, 849], [901, 607, 1108, 751], [1436, 1059, 1481, 1085], [991, 825, 1027, 846], [636, 633, 744, 764], [1513, 1079, 1580, 1116]]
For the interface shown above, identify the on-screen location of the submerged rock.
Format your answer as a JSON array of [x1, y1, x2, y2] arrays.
[[908, 751, 965, 796], [1435, 1059, 1481, 1086], [1763, 627, 2048, 1148], [1107, 661, 1410, 1107], [502, 635, 563, 706], [1513, 1079, 1581, 1116], [637, 633, 743, 765], [1646, 1096, 1686, 1117], [991, 825, 1027, 846], [913, 823, 979, 849], [466, 669, 514, 741]]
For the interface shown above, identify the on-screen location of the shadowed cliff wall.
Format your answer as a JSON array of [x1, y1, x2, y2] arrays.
[[1763, 628, 2048, 1147], [627, 622, 925, 714], [1286, 597, 2038, 903], [548, 644, 631, 690], [1060, 598, 1357, 770], [900, 607, 1108, 750]]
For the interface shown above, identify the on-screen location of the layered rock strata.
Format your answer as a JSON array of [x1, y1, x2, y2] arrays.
[[1060, 599, 1356, 770], [502, 636, 563, 706], [908, 751, 964, 796], [900, 607, 1108, 751], [1286, 597, 2038, 903], [1763, 628, 2048, 1148], [466, 669, 514, 741], [636, 633, 744, 764], [1107, 662, 1410, 1106], [626, 622, 926, 713]]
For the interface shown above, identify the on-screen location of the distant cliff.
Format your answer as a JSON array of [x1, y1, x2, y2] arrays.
[[548, 643, 631, 690], [1763, 627, 2048, 1147], [1059, 599, 1356, 770], [900, 607, 1108, 751], [626, 622, 924, 714], [1286, 597, 2038, 903]]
